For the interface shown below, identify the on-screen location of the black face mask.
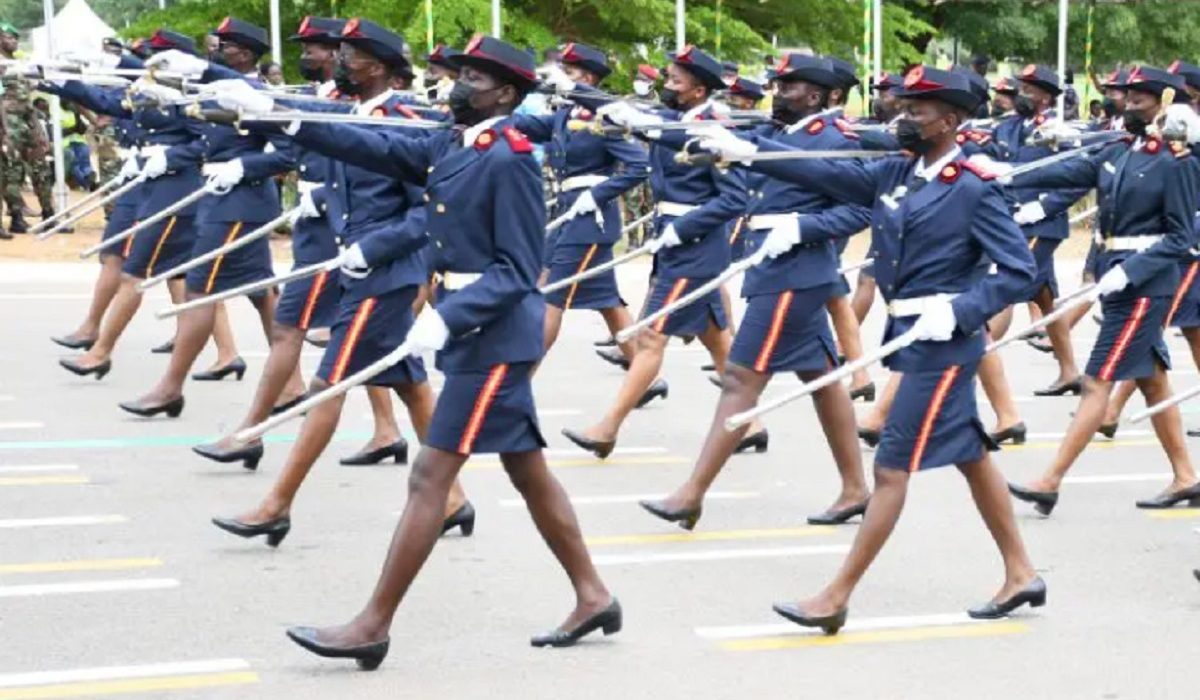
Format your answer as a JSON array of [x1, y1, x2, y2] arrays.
[[333, 61, 360, 96], [1122, 108, 1150, 136], [298, 57, 324, 82], [660, 87, 682, 111], [1014, 94, 1037, 118], [208, 51, 226, 67], [449, 81, 500, 126], [895, 118, 936, 155], [870, 98, 893, 123], [1101, 98, 1120, 118]]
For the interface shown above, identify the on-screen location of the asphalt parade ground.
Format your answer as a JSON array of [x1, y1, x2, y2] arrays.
[[1, 250, 1198, 699]]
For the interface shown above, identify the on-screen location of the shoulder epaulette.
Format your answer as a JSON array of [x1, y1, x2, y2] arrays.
[[370, 106, 387, 118], [959, 160, 997, 181], [473, 129, 496, 151], [834, 118, 860, 140], [394, 103, 418, 119], [502, 126, 534, 154], [806, 119, 825, 135], [938, 162, 962, 184]]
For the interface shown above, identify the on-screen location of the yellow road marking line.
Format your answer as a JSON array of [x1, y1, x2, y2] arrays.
[[467, 456, 687, 470], [719, 621, 1028, 651], [586, 526, 833, 546], [1147, 508, 1200, 520], [0, 476, 88, 487], [0, 672, 259, 699], [0, 558, 162, 575]]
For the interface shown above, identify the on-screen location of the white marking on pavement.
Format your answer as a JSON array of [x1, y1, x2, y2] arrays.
[[0, 395, 14, 402], [0, 421, 43, 430], [593, 544, 849, 566], [0, 464, 78, 474], [0, 515, 127, 529], [1062, 473, 1167, 484], [0, 293, 92, 300], [0, 578, 179, 598], [695, 613, 995, 640], [1027, 430, 1153, 440], [0, 659, 251, 689], [499, 491, 760, 507]]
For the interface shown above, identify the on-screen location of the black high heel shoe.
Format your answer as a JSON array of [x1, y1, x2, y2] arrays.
[[734, 430, 769, 454], [639, 499, 701, 530], [594, 337, 617, 347], [211, 515, 291, 547], [635, 378, 669, 408], [150, 338, 174, 354], [562, 428, 615, 459], [807, 498, 870, 525], [1098, 423, 1119, 439], [118, 396, 184, 418], [989, 422, 1027, 445], [857, 427, 880, 448], [192, 442, 264, 471], [271, 393, 308, 416], [51, 335, 95, 350], [530, 599, 622, 648], [967, 576, 1046, 619], [286, 626, 389, 671], [1134, 482, 1200, 509], [772, 601, 848, 635], [59, 358, 111, 380], [1007, 482, 1059, 516], [700, 363, 716, 372], [595, 347, 630, 370], [340, 439, 408, 466], [441, 501, 475, 536], [191, 357, 247, 381], [1033, 377, 1082, 397], [849, 382, 876, 402]]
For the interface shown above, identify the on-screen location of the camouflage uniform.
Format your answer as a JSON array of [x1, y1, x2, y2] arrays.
[[1, 66, 49, 229], [92, 118, 121, 214]]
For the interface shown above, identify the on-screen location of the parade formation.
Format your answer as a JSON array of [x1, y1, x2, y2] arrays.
[[6, 6, 1200, 696]]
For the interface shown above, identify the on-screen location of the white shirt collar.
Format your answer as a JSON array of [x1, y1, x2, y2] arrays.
[[355, 89, 395, 116], [316, 80, 337, 99], [914, 146, 962, 181], [786, 107, 840, 134], [463, 116, 505, 146], [682, 99, 714, 122]]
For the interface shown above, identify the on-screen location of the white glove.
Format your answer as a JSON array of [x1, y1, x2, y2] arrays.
[[565, 190, 603, 227], [911, 297, 958, 342], [542, 65, 576, 94], [132, 78, 184, 104], [141, 149, 168, 179], [760, 216, 801, 259], [647, 223, 683, 253], [78, 53, 121, 70], [293, 187, 321, 220], [202, 159, 244, 191], [210, 78, 276, 115], [1165, 104, 1200, 144], [118, 152, 141, 181], [1037, 119, 1082, 143], [691, 123, 758, 160], [1013, 200, 1047, 225], [1095, 265, 1130, 298], [596, 101, 662, 129], [337, 243, 370, 279], [405, 310, 451, 354], [144, 49, 210, 79]]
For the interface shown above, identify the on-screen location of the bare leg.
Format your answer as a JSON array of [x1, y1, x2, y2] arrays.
[[860, 372, 900, 432], [576, 329, 670, 443], [71, 275, 142, 367], [827, 296, 872, 391], [958, 456, 1038, 602], [851, 274, 876, 324], [979, 351, 1022, 433], [1037, 289, 1080, 385], [131, 294, 217, 404], [1102, 380, 1136, 425], [989, 306, 1014, 343], [1026, 376, 1112, 491], [63, 254, 123, 341], [542, 304, 565, 354], [599, 306, 636, 360], [811, 378, 871, 510], [208, 323, 307, 451], [1135, 366, 1199, 491], [206, 302, 240, 370]]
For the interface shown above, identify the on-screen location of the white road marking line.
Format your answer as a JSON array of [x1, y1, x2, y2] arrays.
[[1027, 430, 1153, 440], [0, 659, 251, 689], [499, 491, 760, 507], [0, 464, 78, 474], [593, 544, 849, 566], [241, 350, 323, 359], [1063, 473, 1167, 484], [0, 515, 127, 529], [0, 395, 14, 402], [0, 421, 43, 430], [0, 293, 92, 300], [695, 612, 993, 641], [0, 578, 179, 598]]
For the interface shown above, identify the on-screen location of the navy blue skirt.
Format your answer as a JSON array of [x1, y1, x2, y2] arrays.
[[1019, 237, 1060, 301], [121, 214, 195, 280], [98, 199, 138, 261], [275, 267, 340, 330], [316, 286, 427, 386], [1167, 260, 1200, 329], [426, 361, 547, 455], [1086, 296, 1170, 381], [643, 276, 727, 338], [543, 243, 624, 310], [876, 362, 996, 472], [184, 220, 273, 295], [730, 286, 837, 374]]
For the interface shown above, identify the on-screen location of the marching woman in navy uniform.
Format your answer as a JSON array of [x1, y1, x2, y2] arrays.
[[214, 34, 617, 667], [695, 66, 1043, 630], [205, 19, 471, 538], [639, 54, 872, 530], [52, 29, 205, 382], [119, 17, 295, 418], [1009, 67, 1200, 515], [518, 43, 649, 359], [560, 46, 752, 459]]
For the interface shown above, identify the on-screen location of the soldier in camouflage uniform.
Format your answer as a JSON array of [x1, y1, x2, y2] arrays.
[[0, 23, 50, 233], [91, 114, 121, 214]]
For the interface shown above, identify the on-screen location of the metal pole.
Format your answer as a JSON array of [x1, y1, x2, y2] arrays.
[[492, 0, 501, 38], [42, 0, 68, 213], [1084, 0, 1095, 114], [425, 0, 434, 53], [861, 0, 871, 114], [873, 0, 883, 82], [715, 0, 722, 59], [269, 0, 282, 66], [675, 0, 685, 53], [1057, 0, 1068, 116]]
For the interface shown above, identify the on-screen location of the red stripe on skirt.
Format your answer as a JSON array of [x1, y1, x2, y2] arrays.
[[908, 365, 961, 473], [1098, 297, 1150, 381]]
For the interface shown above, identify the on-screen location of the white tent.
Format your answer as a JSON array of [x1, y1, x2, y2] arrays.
[[30, 0, 117, 61]]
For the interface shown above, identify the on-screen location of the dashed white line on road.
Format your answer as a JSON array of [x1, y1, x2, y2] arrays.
[[0, 515, 127, 529], [0, 658, 251, 689], [0, 464, 78, 474], [0, 578, 179, 598]]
